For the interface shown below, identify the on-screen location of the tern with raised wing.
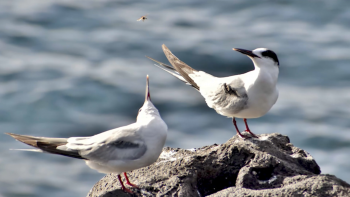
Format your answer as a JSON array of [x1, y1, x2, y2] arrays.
[[6, 75, 167, 194], [147, 44, 279, 138]]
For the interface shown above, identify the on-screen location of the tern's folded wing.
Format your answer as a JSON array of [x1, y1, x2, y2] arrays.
[[65, 125, 147, 162], [202, 77, 248, 114]]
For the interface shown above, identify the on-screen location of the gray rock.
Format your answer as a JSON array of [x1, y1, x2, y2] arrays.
[[87, 133, 350, 197]]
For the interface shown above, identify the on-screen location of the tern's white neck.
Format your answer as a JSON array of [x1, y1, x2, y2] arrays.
[[136, 100, 161, 124], [251, 59, 279, 85]]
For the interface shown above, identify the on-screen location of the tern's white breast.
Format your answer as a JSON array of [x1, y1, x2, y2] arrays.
[[233, 69, 278, 118]]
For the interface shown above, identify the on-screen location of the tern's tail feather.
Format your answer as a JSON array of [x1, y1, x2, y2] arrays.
[[5, 133, 84, 159], [161, 44, 200, 90]]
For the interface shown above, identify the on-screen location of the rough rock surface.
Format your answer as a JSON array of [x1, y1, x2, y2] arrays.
[[87, 133, 350, 197]]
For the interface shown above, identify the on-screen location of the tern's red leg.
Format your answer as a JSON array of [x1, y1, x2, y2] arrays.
[[117, 174, 133, 194], [124, 172, 139, 188], [243, 118, 258, 138], [232, 118, 248, 139]]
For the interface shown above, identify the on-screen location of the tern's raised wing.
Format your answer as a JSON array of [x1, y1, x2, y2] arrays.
[[161, 44, 200, 90], [146, 56, 190, 85]]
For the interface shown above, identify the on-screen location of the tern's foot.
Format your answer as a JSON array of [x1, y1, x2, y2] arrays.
[[244, 130, 259, 138], [236, 132, 251, 139], [126, 182, 139, 188], [238, 134, 251, 139], [123, 172, 139, 189], [121, 187, 134, 194]]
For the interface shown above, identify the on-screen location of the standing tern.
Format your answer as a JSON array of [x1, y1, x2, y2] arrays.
[[6, 75, 168, 194], [147, 44, 279, 138]]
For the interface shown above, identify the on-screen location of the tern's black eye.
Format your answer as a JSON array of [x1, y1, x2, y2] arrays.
[[261, 50, 279, 66]]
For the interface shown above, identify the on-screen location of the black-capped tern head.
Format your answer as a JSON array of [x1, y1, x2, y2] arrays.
[[137, 75, 160, 122], [233, 48, 279, 68]]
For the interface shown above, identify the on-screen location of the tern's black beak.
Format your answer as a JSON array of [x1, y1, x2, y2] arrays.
[[233, 48, 260, 58], [145, 75, 151, 102]]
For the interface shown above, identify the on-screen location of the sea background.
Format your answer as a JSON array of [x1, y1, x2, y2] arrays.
[[1, 0, 350, 196]]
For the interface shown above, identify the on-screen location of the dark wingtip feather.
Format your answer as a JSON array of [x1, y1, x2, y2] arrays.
[[6, 133, 85, 160], [6, 132, 40, 148], [146, 56, 175, 70]]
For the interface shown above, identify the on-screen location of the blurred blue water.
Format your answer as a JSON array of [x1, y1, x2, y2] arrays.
[[1, 0, 350, 196]]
